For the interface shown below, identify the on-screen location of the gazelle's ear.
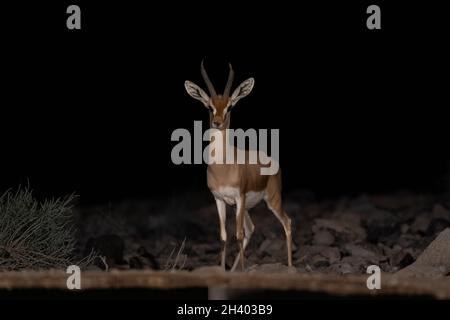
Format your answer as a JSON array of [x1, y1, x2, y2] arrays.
[[230, 78, 254, 106], [185, 81, 210, 107]]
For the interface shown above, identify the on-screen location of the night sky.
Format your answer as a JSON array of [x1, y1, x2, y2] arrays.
[[1, 1, 448, 204]]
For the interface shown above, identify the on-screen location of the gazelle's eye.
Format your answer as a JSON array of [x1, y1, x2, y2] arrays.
[[207, 106, 213, 113], [226, 107, 232, 113]]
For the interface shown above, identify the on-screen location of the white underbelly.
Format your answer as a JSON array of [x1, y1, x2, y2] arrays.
[[212, 187, 265, 209]]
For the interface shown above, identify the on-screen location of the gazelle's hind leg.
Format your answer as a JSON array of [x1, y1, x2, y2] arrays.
[[231, 211, 254, 271], [265, 175, 293, 267]]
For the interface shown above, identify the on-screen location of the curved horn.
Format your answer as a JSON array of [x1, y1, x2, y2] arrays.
[[223, 63, 234, 99], [200, 60, 217, 97]]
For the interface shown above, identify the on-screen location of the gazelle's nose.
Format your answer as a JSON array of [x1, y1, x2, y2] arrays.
[[212, 121, 222, 128]]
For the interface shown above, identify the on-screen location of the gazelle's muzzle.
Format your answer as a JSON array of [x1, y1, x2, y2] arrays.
[[211, 114, 228, 129], [212, 121, 222, 129]]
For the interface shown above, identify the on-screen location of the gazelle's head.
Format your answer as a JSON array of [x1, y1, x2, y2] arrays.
[[185, 61, 255, 130]]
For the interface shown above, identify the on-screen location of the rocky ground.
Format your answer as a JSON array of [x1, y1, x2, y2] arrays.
[[74, 191, 450, 276]]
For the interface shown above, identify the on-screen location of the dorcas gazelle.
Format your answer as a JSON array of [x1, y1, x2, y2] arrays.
[[184, 61, 293, 271]]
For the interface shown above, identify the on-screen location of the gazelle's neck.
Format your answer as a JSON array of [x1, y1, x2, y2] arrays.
[[208, 127, 234, 166]]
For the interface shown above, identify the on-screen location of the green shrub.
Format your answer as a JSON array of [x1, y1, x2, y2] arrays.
[[0, 188, 83, 270]]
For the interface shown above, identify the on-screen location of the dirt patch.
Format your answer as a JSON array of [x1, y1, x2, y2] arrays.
[[72, 191, 450, 278]]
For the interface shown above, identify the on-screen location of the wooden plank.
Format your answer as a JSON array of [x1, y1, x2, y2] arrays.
[[1, 269, 450, 299]]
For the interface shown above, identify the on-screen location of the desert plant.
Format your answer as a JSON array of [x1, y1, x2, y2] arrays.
[[164, 238, 187, 271], [0, 187, 92, 270]]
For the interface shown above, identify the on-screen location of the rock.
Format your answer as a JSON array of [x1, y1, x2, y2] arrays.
[[363, 208, 398, 243], [400, 224, 410, 234], [258, 238, 272, 253], [396, 209, 418, 224], [340, 256, 370, 274], [259, 255, 277, 265], [411, 229, 450, 266], [398, 234, 421, 248], [396, 228, 450, 278], [344, 244, 386, 263], [246, 254, 260, 266], [377, 243, 397, 258], [344, 244, 378, 259], [376, 232, 401, 248], [258, 238, 290, 260], [312, 230, 335, 246], [312, 255, 330, 269], [321, 247, 341, 264], [333, 211, 363, 228], [411, 214, 431, 234], [432, 204, 450, 221], [390, 250, 415, 269], [313, 219, 348, 234], [329, 262, 358, 275], [426, 218, 450, 237], [313, 218, 366, 242], [304, 264, 313, 272], [296, 245, 341, 264], [247, 263, 297, 274], [413, 236, 434, 253]]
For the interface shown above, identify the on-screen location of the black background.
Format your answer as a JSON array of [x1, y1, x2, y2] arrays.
[[1, 1, 448, 204]]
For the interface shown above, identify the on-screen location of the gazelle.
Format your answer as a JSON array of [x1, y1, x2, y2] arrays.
[[184, 61, 293, 271]]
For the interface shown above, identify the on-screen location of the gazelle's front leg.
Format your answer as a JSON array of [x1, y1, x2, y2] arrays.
[[215, 198, 227, 269], [234, 194, 246, 271], [231, 211, 254, 271]]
